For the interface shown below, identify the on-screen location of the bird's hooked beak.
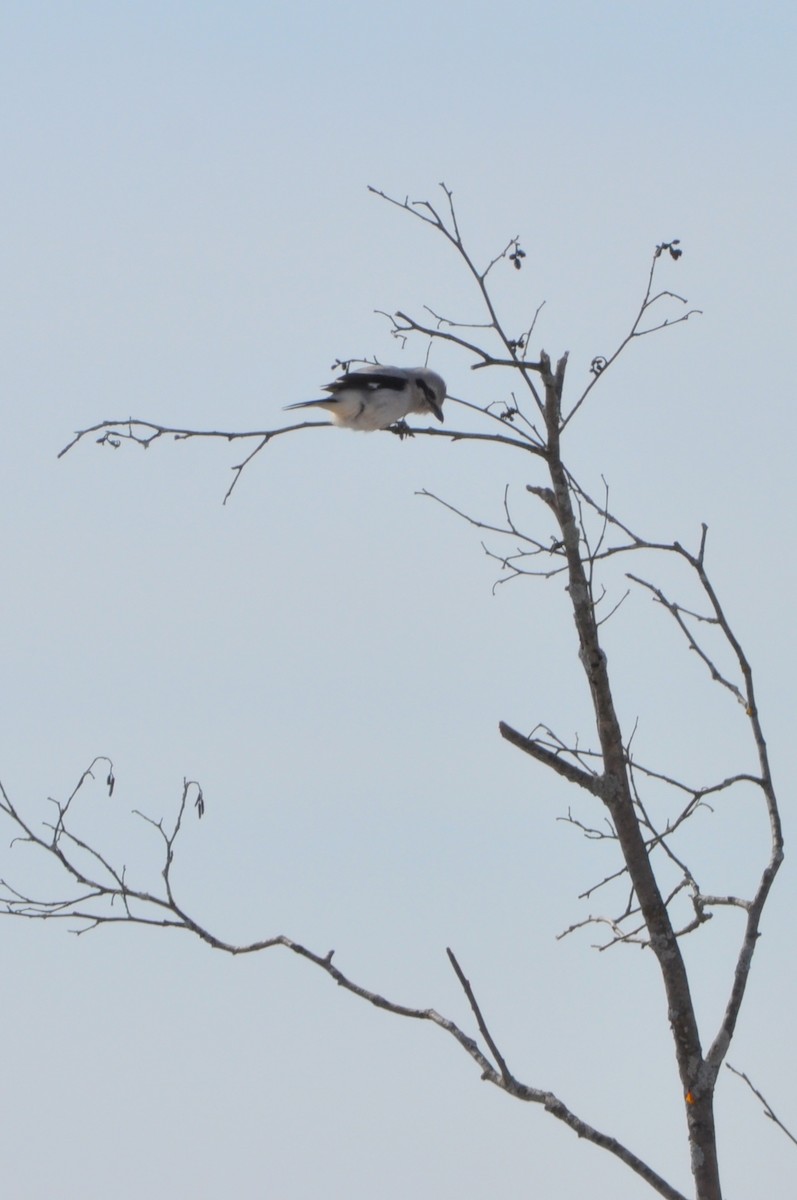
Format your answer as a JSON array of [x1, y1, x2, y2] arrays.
[[415, 374, 445, 423]]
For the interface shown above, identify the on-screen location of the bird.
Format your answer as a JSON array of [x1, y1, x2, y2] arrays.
[[284, 366, 446, 431]]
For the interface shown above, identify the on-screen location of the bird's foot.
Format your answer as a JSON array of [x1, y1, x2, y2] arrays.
[[388, 420, 414, 439]]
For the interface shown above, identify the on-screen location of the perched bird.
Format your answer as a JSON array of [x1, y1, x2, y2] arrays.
[[284, 366, 446, 431]]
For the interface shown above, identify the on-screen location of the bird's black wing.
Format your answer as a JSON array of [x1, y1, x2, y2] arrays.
[[323, 370, 408, 395]]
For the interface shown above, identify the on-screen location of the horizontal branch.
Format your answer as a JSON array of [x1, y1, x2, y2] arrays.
[[57, 414, 544, 502], [470, 357, 544, 372]]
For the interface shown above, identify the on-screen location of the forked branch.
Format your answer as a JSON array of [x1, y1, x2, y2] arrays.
[[44, 185, 783, 1200]]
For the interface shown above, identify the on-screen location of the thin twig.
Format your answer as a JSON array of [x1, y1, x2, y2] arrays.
[[726, 1065, 797, 1147], [446, 948, 512, 1082]]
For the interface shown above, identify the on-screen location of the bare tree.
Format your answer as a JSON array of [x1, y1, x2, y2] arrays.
[[1, 186, 784, 1200]]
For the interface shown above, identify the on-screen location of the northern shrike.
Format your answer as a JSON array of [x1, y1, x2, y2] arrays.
[[284, 366, 446, 431]]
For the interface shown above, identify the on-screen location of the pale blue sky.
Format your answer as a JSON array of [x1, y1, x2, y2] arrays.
[[1, 3, 795, 1197]]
